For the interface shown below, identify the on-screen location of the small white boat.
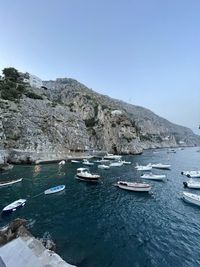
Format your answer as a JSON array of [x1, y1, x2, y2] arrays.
[[44, 185, 65, 195], [76, 168, 100, 182], [116, 181, 151, 192], [121, 160, 131, 165], [181, 171, 200, 178], [104, 153, 122, 160], [58, 160, 65, 165], [141, 173, 166, 181], [94, 159, 110, 163], [82, 159, 94, 166], [0, 178, 23, 187], [98, 164, 110, 169], [182, 192, 200, 206], [71, 160, 80, 163], [109, 161, 123, 167], [183, 180, 200, 189], [135, 164, 152, 171], [151, 163, 171, 170], [2, 199, 26, 214]]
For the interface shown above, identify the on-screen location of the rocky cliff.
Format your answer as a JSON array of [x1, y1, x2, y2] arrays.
[[0, 77, 199, 162]]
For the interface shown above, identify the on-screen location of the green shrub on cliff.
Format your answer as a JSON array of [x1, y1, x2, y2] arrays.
[[0, 67, 26, 101]]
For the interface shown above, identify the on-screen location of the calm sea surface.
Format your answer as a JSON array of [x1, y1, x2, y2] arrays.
[[0, 147, 200, 267]]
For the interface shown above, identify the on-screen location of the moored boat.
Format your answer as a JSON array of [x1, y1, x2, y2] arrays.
[[183, 180, 200, 189], [141, 173, 166, 181], [151, 163, 171, 170], [121, 160, 131, 165], [104, 153, 122, 160], [0, 178, 23, 187], [135, 164, 152, 171], [82, 159, 94, 166], [44, 185, 65, 195], [109, 161, 123, 167], [181, 171, 200, 178], [98, 164, 110, 169], [116, 181, 152, 192], [2, 199, 26, 214], [76, 168, 100, 182], [71, 160, 80, 163], [182, 192, 200, 206]]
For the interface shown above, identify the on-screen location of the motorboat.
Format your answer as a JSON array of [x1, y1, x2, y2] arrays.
[[58, 160, 65, 165], [182, 192, 200, 206], [181, 171, 200, 178], [2, 199, 26, 214], [121, 160, 131, 165], [151, 163, 171, 170], [0, 164, 14, 171], [104, 153, 122, 160], [141, 173, 166, 181], [44, 185, 65, 194], [94, 159, 110, 163], [76, 168, 100, 182], [98, 164, 110, 170], [71, 160, 80, 163], [183, 180, 200, 189], [135, 164, 152, 171], [82, 159, 94, 166], [0, 178, 23, 187], [116, 181, 151, 192], [167, 149, 176, 153], [109, 161, 123, 167]]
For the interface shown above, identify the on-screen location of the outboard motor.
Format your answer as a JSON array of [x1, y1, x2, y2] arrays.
[[181, 172, 184, 175], [187, 174, 191, 178], [183, 182, 188, 188]]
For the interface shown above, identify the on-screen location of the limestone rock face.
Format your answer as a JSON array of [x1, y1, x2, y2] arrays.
[[0, 77, 199, 161]]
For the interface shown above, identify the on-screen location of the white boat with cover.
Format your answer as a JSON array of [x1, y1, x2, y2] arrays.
[[104, 153, 122, 160], [0, 178, 23, 187], [181, 171, 200, 178], [151, 163, 171, 170], [2, 199, 26, 214], [135, 164, 152, 171], [98, 164, 110, 169], [44, 185, 65, 195], [183, 180, 200, 189], [82, 159, 94, 166], [182, 192, 200, 206], [141, 173, 166, 181], [76, 168, 100, 182], [109, 161, 123, 167], [116, 181, 151, 192], [121, 160, 131, 165], [71, 160, 80, 163], [94, 159, 110, 163]]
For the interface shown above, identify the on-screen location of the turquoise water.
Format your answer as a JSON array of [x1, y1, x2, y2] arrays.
[[0, 147, 200, 267]]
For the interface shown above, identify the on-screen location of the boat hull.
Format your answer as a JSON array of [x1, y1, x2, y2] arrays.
[[183, 193, 200, 206], [2, 200, 26, 214], [0, 178, 22, 187], [117, 184, 151, 192], [76, 176, 99, 182], [44, 185, 65, 195]]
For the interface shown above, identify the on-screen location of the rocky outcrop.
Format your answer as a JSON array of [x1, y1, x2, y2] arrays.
[[0, 77, 199, 161]]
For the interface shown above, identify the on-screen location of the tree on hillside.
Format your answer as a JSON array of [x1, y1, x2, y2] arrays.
[[2, 67, 20, 82]]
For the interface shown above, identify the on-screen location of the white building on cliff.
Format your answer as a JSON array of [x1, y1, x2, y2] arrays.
[[22, 73, 43, 88]]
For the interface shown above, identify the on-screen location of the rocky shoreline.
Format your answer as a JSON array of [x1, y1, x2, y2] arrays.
[[0, 218, 75, 267]]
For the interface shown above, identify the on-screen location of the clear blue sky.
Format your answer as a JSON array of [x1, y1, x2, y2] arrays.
[[0, 0, 200, 133]]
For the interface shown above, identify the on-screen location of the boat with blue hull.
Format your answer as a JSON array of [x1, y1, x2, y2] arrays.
[[44, 185, 65, 195]]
